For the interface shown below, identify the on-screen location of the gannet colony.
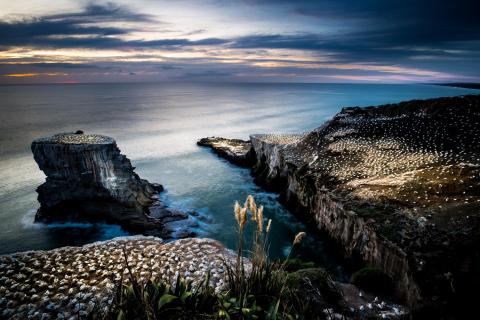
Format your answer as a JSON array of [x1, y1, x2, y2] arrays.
[[199, 95, 480, 317]]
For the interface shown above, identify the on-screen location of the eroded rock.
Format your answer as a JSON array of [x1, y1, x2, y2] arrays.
[[32, 132, 196, 238]]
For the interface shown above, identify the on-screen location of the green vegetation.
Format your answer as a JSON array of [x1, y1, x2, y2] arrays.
[[285, 268, 343, 316], [109, 274, 218, 320], [90, 196, 344, 320], [279, 258, 316, 272]]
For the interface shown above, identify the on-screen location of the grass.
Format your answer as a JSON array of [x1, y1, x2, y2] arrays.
[[89, 196, 342, 320]]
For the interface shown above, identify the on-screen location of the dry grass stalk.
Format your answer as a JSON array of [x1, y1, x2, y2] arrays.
[[227, 195, 314, 318], [234, 201, 241, 225], [245, 195, 257, 221], [257, 206, 264, 231], [293, 232, 307, 245]]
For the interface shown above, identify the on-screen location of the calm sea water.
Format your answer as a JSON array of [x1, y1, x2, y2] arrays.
[[0, 82, 477, 274]]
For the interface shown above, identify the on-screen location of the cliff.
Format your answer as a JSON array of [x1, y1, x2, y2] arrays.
[[32, 132, 195, 238], [201, 95, 480, 317]]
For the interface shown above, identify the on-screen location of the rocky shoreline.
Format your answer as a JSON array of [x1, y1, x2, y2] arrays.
[[199, 95, 480, 317], [32, 132, 197, 238], [1, 130, 408, 319]]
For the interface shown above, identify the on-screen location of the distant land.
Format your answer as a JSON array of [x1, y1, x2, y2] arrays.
[[436, 83, 480, 90]]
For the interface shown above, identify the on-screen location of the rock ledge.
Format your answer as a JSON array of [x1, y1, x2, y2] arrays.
[[197, 136, 255, 167]]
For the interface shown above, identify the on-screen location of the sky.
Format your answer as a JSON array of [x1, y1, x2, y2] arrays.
[[0, 0, 479, 84]]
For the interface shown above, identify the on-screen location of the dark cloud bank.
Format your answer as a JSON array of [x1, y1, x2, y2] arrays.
[[1, 0, 479, 82]]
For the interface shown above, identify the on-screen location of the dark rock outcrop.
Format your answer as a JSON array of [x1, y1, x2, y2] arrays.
[[201, 95, 480, 317], [32, 132, 196, 238], [197, 137, 255, 167], [285, 268, 407, 318]]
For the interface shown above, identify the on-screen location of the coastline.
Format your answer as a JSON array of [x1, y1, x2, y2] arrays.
[[434, 83, 480, 90], [1, 88, 480, 318], [199, 94, 480, 316]]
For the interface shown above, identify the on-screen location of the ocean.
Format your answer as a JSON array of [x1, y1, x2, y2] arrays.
[[0, 82, 477, 275]]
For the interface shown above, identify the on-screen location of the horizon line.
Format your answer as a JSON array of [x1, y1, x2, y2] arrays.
[[1, 80, 479, 87]]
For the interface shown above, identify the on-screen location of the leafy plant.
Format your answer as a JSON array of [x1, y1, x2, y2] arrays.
[[90, 196, 341, 320], [109, 269, 218, 320]]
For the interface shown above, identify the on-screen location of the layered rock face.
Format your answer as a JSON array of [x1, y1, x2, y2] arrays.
[[202, 95, 480, 316], [32, 132, 193, 237]]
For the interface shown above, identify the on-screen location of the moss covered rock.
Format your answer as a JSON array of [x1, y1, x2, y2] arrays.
[[285, 268, 343, 312], [351, 267, 394, 295], [279, 258, 316, 272]]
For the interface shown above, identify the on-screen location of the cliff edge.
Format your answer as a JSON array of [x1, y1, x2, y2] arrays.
[[200, 95, 480, 317]]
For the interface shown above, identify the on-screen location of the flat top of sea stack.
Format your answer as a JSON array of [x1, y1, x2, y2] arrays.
[[33, 132, 114, 145]]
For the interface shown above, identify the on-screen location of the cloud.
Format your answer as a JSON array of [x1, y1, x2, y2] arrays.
[[0, 3, 226, 50], [47, 2, 156, 23], [291, 0, 480, 48], [183, 29, 207, 36], [230, 34, 326, 50], [2, 73, 39, 77], [158, 64, 183, 70], [1, 0, 479, 83], [23, 63, 98, 69], [0, 19, 127, 46], [236, 0, 480, 66], [2, 72, 68, 77], [0, 36, 227, 50], [184, 70, 233, 78], [2, 1, 478, 58], [0, 3, 131, 48]]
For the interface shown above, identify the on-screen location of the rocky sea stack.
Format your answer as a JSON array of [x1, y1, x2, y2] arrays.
[[200, 95, 480, 317], [32, 132, 194, 238]]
